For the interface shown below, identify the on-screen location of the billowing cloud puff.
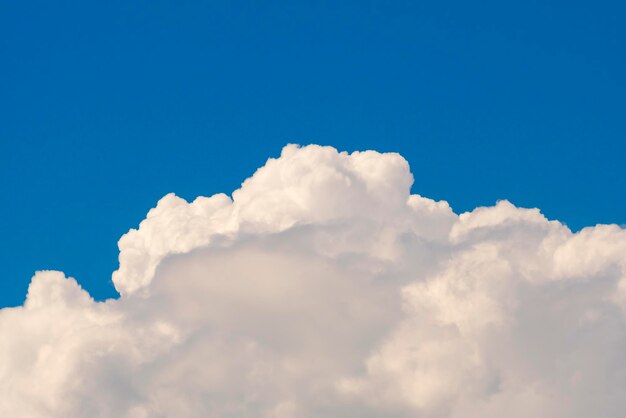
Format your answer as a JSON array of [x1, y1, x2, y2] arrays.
[[2, 144, 626, 417]]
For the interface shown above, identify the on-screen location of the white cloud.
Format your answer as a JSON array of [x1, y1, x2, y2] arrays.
[[1, 144, 626, 417]]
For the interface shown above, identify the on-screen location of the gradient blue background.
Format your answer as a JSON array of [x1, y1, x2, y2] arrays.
[[1, 0, 624, 307]]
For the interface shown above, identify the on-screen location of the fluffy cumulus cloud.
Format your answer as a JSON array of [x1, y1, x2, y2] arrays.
[[2, 144, 626, 417]]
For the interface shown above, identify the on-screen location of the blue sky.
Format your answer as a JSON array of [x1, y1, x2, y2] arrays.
[[1, 0, 624, 307]]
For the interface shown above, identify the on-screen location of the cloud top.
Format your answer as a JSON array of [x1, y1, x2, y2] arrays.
[[2, 144, 626, 417]]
